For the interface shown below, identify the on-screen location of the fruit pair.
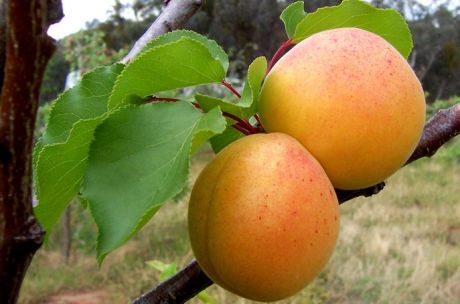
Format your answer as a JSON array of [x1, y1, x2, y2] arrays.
[[188, 28, 425, 302]]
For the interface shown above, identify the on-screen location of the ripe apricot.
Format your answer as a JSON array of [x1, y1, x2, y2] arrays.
[[259, 28, 426, 190], [188, 133, 339, 302]]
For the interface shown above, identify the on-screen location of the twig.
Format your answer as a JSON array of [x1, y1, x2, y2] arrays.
[[131, 103, 460, 303], [407, 103, 460, 163], [131, 260, 212, 304], [121, 0, 204, 63]]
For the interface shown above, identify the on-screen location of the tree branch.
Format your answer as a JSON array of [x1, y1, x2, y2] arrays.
[[121, 0, 204, 64], [131, 102, 460, 304], [132, 260, 212, 304], [0, 0, 63, 302]]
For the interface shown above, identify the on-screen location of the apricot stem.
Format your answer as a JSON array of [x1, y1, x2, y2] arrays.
[[221, 79, 241, 98], [267, 39, 295, 75]]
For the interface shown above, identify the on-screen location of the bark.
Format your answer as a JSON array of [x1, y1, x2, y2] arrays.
[[131, 261, 212, 304], [0, 1, 63, 303], [121, 0, 204, 63]]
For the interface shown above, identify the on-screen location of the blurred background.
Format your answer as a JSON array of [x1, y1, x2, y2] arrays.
[[27, 0, 460, 303]]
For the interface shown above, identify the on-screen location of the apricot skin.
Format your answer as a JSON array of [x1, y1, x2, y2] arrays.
[[188, 133, 339, 302], [259, 28, 426, 190]]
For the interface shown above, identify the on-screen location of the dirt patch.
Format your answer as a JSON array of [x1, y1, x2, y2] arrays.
[[44, 290, 109, 304]]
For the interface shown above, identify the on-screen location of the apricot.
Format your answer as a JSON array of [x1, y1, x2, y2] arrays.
[[259, 28, 426, 190], [188, 133, 339, 302]]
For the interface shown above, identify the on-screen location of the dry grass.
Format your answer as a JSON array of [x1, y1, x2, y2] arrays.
[[20, 150, 460, 304]]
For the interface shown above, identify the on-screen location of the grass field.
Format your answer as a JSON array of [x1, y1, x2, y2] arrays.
[[20, 144, 460, 304]]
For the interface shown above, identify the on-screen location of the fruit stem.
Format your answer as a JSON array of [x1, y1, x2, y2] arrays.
[[222, 111, 259, 135], [254, 114, 265, 132], [231, 123, 251, 135], [266, 39, 295, 75], [221, 79, 241, 98]]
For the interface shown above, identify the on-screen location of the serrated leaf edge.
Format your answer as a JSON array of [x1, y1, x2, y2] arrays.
[[94, 103, 226, 264], [280, 1, 306, 38], [292, 0, 413, 58], [33, 114, 109, 238], [108, 37, 227, 110], [141, 29, 229, 71]]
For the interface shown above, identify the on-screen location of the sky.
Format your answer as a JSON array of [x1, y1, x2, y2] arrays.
[[48, 0, 458, 40], [48, 0, 126, 39]]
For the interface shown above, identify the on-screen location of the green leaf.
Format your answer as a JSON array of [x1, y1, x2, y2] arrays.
[[195, 94, 246, 118], [280, 1, 306, 38], [33, 64, 124, 234], [293, 0, 413, 58], [195, 56, 267, 119], [239, 56, 267, 116], [109, 38, 226, 110], [36, 64, 124, 150], [210, 126, 244, 153], [81, 102, 226, 262], [141, 30, 229, 72], [197, 291, 220, 304], [146, 260, 178, 281]]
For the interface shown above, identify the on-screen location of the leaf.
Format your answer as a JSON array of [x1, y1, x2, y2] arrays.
[[197, 291, 221, 304], [293, 0, 413, 58], [33, 64, 124, 234], [195, 94, 246, 118], [35, 64, 124, 151], [141, 30, 229, 72], [81, 102, 226, 262], [146, 260, 178, 281], [239, 56, 267, 116], [109, 38, 226, 110], [210, 126, 244, 153], [280, 1, 306, 38], [195, 56, 267, 120]]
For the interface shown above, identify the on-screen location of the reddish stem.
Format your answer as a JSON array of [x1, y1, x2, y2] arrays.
[[221, 80, 241, 98], [232, 123, 251, 135], [222, 112, 259, 134], [254, 114, 265, 132], [267, 39, 295, 75]]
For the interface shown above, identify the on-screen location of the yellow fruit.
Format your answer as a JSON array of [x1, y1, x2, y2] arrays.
[[259, 28, 426, 190], [188, 133, 339, 302]]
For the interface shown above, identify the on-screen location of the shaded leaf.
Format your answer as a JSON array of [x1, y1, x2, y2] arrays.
[[195, 56, 267, 119]]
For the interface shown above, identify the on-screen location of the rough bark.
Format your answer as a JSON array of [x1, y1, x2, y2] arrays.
[[0, 0, 63, 303]]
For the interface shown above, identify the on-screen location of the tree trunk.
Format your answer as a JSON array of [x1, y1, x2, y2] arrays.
[[0, 1, 62, 302]]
